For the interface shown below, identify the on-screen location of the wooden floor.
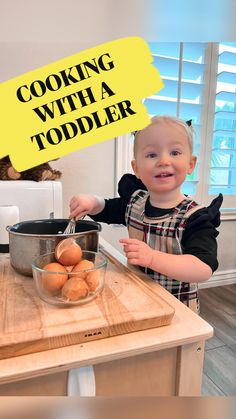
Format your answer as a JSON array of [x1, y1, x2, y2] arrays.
[[199, 284, 236, 396]]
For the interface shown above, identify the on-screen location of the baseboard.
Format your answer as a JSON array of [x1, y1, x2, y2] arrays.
[[199, 269, 236, 289]]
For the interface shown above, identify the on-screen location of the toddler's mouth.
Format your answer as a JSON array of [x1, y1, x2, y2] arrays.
[[155, 173, 173, 178]]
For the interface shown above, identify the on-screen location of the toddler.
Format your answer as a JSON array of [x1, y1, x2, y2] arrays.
[[70, 116, 223, 313]]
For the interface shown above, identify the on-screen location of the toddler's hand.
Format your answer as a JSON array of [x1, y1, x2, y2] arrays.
[[119, 238, 154, 268], [69, 194, 99, 220]]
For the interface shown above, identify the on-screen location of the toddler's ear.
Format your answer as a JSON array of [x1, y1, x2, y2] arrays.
[[131, 159, 139, 178], [188, 155, 197, 174]]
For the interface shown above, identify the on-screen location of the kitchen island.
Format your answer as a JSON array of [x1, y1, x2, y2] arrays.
[[0, 238, 213, 396]]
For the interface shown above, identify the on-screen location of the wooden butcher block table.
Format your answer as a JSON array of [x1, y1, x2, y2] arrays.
[[0, 249, 174, 359], [0, 238, 213, 396]]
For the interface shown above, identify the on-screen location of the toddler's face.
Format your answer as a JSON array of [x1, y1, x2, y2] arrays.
[[131, 121, 196, 195]]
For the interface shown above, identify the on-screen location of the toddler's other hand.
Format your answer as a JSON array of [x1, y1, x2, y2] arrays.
[[119, 238, 154, 268], [69, 194, 98, 220]]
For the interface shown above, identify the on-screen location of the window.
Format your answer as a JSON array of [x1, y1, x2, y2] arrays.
[[144, 42, 205, 198], [115, 42, 236, 211], [211, 43, 236, 200]]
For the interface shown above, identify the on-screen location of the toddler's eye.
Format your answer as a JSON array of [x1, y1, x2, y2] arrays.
[[171, 150, 181, 156], [146, 152, 157, 158]]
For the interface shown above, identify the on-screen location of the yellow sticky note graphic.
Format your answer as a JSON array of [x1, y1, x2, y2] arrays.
[[0, 37, 163, 171]]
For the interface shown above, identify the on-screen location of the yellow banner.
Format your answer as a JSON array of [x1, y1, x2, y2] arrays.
[[0, 37, 163, 171]]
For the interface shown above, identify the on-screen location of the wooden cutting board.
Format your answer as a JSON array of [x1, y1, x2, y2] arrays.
[[0, 249, 175, 360]]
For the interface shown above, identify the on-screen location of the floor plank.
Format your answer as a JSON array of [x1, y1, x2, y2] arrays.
[[203, 346, 236, 396], [201, 286, 236, 315], [201, 373, 226, 396], [199, 286, 236, 352], [199, 284, 236, 396], [205, 335, 225, 351], [200, 307, 236, 352]]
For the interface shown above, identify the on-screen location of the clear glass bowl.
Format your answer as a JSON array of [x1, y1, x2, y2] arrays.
[[32, 250, 107, 306]]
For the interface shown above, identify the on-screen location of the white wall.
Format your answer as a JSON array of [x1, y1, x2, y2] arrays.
[[206, 219, 236, 288], [51, 142, 115, 216]]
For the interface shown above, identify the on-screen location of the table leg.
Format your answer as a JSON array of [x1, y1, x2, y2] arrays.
[[175, 340, 205, 396]]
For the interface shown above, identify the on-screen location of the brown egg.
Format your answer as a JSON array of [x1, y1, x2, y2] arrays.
[[65, 265, 74, 273], [42, 262, 68, 293], [70, 259, 95, 279], [55, 238, 82, 266], [85, 270, 100, 292], [62, 277, 89, 301]]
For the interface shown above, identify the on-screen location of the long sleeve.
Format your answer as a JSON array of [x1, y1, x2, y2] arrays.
[[90, 174, 146, 225], [181, 194, 223, 272]]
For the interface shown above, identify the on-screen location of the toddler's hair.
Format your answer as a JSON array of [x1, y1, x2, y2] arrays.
[[133, 115, 195, 156]]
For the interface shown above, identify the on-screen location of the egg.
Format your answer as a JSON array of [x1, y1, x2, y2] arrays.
[[65, 265, 74, 273], [55, 238, 82, 266], [62, 277, 89, 301], [42, 262, 68, 293], [70, 259, 95, 279], [85, 270, 100, 292]]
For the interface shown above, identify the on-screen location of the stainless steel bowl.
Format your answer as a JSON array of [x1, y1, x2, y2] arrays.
[[6, 219, 101, 276]]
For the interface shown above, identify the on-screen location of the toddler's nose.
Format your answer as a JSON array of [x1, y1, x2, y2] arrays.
[[157, 153, 171, 166]]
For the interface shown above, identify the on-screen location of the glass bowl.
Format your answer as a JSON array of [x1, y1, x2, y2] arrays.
[[32, 250, 107, 306]]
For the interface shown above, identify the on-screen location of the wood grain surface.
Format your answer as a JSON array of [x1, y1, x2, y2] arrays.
[[0, 251, 175, 359]]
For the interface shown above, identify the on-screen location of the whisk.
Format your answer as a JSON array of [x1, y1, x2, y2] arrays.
[[63, 217, 76, 235]]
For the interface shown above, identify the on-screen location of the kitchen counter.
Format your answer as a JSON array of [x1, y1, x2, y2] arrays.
[[0, 238, 213, 396]]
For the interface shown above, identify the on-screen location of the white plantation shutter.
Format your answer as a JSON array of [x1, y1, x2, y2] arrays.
[[144, 42, 206, 197], [209, 43, 236, 209], [116, 42, 236, 211]]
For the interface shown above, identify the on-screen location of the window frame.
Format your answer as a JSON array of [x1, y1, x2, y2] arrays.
[[115, 42, 236, 214]]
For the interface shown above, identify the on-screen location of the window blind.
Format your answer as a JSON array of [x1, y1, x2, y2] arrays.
[[210, 42, 236, 197], [116, 42, 236, 209], [144, 42, 206, 196]]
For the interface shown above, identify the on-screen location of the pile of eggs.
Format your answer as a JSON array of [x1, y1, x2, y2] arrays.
[[42, 238, 100, 301]]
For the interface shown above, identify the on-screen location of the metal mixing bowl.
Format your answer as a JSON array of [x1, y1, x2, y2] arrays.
[[6, 219, 101, 276]]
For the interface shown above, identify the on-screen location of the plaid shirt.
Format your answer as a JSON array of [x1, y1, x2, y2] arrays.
[[125, 190, 204, 313]]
